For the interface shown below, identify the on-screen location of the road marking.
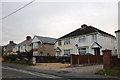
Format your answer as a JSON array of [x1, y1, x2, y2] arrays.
[[3, 66, 62, 78]]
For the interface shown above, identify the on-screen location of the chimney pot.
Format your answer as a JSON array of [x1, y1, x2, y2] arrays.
[[26, 36, 31, 40], [9, 41, 13, 44], [81, 24, 87, 29]]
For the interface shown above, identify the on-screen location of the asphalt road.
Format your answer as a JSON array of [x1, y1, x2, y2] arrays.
[[2, 65, 66, 80], [1, 63, 120, 80]]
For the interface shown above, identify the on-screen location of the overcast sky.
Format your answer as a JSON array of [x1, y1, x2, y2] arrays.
[[1, 0, 119, 45]]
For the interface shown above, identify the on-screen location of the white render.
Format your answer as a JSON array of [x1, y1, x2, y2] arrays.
[[116, 30, 120, 58], [55, 32, 116, 56], [13, 45, 32, 53]]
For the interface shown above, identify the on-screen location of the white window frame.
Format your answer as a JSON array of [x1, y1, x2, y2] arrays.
[[64, 39, 70, 45], [64, 49, 71, 56], [79, 36, 86, 43], [92, 34, 97, 41]]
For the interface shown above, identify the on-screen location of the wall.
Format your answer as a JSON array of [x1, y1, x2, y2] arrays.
[[97, 33, 116, 55], [116, 30, 120, 58], [38, 43, 55, 56], [55, 38, 77, 56], [103, 49, 120, 69]]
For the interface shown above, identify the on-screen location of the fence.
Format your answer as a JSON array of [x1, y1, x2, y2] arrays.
[[71, 54, 103, 65], [111, 56, 120, 69]]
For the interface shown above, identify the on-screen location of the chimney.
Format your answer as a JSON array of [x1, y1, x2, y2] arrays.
[[81, 24, 87, 29], [9, 41, 13, 44], [26, 36, 31, 40]]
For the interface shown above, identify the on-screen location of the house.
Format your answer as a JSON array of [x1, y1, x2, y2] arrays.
[[32, 35, 56, 56], [3, 41, 16, 55], [55, 24, 116, 56], [115, 30, 120, 58], [13, 36, 32, 53]]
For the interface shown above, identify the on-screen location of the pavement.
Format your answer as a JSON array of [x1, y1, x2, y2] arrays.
[[55, 64, 103, 73], [2, 63, 120, 80]]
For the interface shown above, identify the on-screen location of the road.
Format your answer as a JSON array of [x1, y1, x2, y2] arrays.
[[2, 64, 66, 80], [1, 63, 120, 80]]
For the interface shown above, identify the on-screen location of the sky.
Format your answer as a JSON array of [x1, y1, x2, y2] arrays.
[[1, 0, 119, 45]]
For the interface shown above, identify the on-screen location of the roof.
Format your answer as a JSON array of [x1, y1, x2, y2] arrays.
[[17, 39, 32, 46], [59, 25, 115, 39], [115, 30, 120, 33], [34, 36, 56, 44], [91, 42, 102, 49], [4, 43, 16, 47]]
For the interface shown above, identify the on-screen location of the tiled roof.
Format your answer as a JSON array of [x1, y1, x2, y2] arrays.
[[17, 39, 32, 46], [59, 25, 115, 39], [4, 43, 16, 47], [35, 36, 56, 44]]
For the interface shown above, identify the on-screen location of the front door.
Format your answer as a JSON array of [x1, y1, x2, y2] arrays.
[[94, 48, 100, 55]]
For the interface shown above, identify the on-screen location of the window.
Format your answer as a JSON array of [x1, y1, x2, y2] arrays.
[[57, 52, 61, 56], [47, 53, 50, 56], [33, 43, 38, 49], [64, 39, 70, 45], [92, 34, 97, 40], [78, 48, 86, 55], [79, 36, 86, 43], [58, 40, 61, 46], [64, 49, 70, 55], [39, 52, 43, 56]]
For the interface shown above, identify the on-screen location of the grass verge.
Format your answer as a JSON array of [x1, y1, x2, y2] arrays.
[[2, 61, 36, 66], [96, 69, 120, 77]]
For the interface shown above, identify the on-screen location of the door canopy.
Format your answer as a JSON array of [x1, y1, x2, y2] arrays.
[[91, 42, 102, 49]]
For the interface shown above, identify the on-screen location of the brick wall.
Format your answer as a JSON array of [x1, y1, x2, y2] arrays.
[[103, 49, 120, 69]]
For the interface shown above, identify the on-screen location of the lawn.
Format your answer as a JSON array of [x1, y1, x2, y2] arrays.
[[96, 69, 120, 77]]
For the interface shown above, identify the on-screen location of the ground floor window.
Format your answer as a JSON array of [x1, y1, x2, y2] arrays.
[[39, 52, 43, 56], [57, 52, 61, 56], [78, 48, 86, 55], [64, 49, 70, 56]]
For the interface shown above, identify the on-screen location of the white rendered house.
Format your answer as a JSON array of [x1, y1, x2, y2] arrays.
[[55, 24, 116, 56], [13, 36, 32, 53], [115, 30, 120, 58]]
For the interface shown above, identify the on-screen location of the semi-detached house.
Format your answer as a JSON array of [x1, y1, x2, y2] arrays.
[[13, 36, 32, 53], [32, 35, 56, 56], [55, 24, 116, 56]]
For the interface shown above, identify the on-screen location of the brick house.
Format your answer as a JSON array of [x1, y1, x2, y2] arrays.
[[32, 35, 56, 56]]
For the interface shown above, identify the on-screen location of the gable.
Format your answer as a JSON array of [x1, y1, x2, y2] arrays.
[[32, 37, 42, 43], [91, 42, 102, 49]]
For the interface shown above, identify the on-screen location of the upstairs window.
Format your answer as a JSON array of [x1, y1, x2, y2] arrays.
[[92, 34, 97, 41], [64, 39, 70, 45], [79, 36, 86, 43], [64, 49, 70, 56]]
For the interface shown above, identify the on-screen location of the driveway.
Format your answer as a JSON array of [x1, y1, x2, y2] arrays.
[[58, 64, 103, 74]]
